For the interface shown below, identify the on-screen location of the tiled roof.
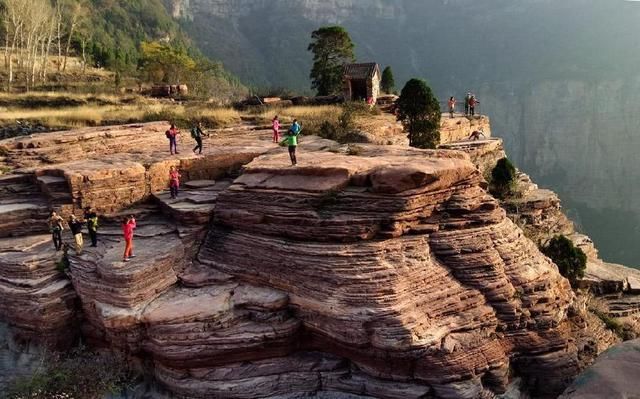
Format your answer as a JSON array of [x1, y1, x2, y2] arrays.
[[343, 63, 380, 80]]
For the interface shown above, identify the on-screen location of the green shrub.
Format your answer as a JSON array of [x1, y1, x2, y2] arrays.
[[490, 157, 517, 198], [411, 119, 440, 149], [5, 347, 135, 399], [317, 102, 375, 143], [542, 235, 587, 286]]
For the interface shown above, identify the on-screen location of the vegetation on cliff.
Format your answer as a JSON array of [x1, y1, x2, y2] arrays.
[[542, 235, 587, 287], [5, 347, 134, 399], [396, 78, 441, 149], [490, 157, 517, 199], [0, 0, 243, 98]]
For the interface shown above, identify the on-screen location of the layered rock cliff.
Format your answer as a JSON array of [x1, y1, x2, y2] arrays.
[[0, 115, 633, 398]]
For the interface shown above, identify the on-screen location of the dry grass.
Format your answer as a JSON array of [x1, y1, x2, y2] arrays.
[[0, 103, 243, 130], [0, 91, 149, 109], [252, 105, 340, 122], [249, 105, 341, 136]]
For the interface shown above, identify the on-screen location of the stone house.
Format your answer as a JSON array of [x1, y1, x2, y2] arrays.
[[342, 63, 381, 103]]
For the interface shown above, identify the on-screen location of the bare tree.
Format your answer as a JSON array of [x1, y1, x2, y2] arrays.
[[61, 0, 88, 72], [2, 0, 60, 91]]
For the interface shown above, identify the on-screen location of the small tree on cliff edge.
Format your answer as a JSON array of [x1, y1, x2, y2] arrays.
[[308, 26, 355, 96], [396, 78, 441, 148], [381, 66, 395, 94], [489, 157, 517, 198], [542, 235, 587, 287]]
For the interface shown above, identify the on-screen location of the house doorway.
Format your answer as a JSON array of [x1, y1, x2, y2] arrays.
[[350, 79, 368, 100]]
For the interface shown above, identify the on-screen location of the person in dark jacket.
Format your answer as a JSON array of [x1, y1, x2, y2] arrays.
[[84, 207, 98, 247], [69, 214, 84, 254], [191, 122, 206, 154], [464, 92, 471, 115], [166, 124, 180, 155]]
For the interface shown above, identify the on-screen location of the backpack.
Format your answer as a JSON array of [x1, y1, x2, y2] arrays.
[[165, 130, 171, 139], [190, 128, 198, 139]]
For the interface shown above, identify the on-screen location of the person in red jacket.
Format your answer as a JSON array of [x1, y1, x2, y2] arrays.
[[122, 215, 137, 262], [169, 166, 181, 199]]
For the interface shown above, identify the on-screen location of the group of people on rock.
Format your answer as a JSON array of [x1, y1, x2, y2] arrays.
[[46, 208, 99, 254], [165, 122, 208, 156], [447, 92, 480, 118], [46, 118, 305, 266], [47, 207, 138, 264], [272, 116, 302, 166]]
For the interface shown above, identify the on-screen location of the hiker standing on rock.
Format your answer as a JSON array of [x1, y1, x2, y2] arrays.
[[464, 92, 472, 115], [84, 207, 98, 247], [272, 116, 281, 143], [282, 119, 301, 166], [47, 211, 65, 251], [169, 166, 181, 199], [191, 122, 205, 155], [69, 214, 84, 254], [166, 124, 180, 155], [469, 95, 479, 116], [122, 215, 137, 263], [448, 96, 456, 118]]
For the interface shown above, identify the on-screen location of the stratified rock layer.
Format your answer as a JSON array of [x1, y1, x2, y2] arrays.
[[192, 148, 579, 398], [0, 119, 622, 398]]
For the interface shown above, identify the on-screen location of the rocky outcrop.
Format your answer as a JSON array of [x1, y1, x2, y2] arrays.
[[0, 119, 626, 398], [0, 121, 318, 351], [189, 148, 582, 398]]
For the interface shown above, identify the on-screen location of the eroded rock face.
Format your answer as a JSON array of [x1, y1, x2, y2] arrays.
[[0, 235, 77, 347], [191, 148, 579, 397], [0, 121, 607, 398]]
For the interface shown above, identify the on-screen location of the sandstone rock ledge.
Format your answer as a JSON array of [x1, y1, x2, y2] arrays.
[[187, 148, 580, 398], [0, 121, 601, 398]]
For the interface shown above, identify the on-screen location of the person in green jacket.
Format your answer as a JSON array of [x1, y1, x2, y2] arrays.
[[84, 207, 99, 247], [283, 119, 301, 165]]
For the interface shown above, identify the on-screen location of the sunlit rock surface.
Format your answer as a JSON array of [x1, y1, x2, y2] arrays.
[[0, 120, 627, 398]]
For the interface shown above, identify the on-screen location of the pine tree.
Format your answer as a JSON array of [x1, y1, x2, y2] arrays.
[[396, 79, 441, 148], [381, 66, 395, 94], [308, 26, 355, 96], [490, 158, 517, 198]]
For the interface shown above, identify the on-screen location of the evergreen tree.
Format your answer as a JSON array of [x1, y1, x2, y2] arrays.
[[396, 78, 441, 148], [490, 157, 517, 198], [542, 235, 587, 286], [381, 66, 395, 94], [308, 26, 355, 96]]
